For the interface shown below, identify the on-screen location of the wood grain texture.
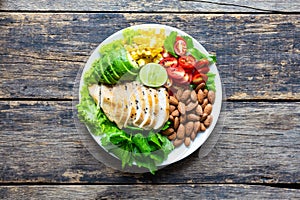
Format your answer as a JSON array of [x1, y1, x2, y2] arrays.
[[1, 0, 299, 12], [0, 13, 299, 100], [1, 185, 300, 199], [0, 101, 299, 183]]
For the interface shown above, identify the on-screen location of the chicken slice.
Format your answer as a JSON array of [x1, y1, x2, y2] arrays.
[[120, 83, 134, 128], [154, 88, 169, 129], [139, 86, 152, 129], [112, 84, 125, 129], [148, 88, 160, 129], [88, 84, 101, 106], [133, 85, 146, 127], [100, 85, 115, 123]]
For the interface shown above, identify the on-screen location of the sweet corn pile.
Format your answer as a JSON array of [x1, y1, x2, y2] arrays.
[[125, 28, 166, 67]]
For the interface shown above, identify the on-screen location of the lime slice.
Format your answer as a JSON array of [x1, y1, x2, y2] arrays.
[[139, 63, 168, 87]]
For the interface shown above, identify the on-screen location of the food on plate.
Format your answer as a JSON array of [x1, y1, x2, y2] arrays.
[[77, 26, 217, 174], [88, 81, 169, 130]]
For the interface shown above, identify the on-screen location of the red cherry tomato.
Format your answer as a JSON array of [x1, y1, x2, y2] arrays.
[[166, 66, 185, 80], [159, 57, 178, 68], [201, 73, 208, 82], [178, 55, 196, 70], [174, 39, 187, 56], [162, 51, 172, 58], [198, 66, 210, 74], [176, 36, 185, 41], [192, 73, 208, 85], [192, 74, 202, 85], [195, 59, 209, 70]]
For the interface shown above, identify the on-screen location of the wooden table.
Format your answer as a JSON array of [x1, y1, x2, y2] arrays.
[[1, 1, 299, 199]]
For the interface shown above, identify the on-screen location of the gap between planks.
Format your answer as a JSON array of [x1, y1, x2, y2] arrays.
[[0, 182, 299, 190], [0, 10, 300, 14]]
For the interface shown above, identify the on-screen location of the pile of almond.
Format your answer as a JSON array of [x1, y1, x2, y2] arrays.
[[161, 83, 215, 147]]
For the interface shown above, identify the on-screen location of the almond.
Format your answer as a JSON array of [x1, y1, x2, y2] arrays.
[[201, 98, 208, 109], [185, 121, 194, 136], [180, 114, 186, 123], [176, 88, 183, 99], [200, 113, 208, 122], [203, 89, 208, 98], [181, 90, 191, 101], [204, 115, 213, 127], [169, 115, 174, 121], [191, 90, 197, 102], [194, 121, 201, 133], [169, 96, 179, 105], [200, 123, 206, 131], [168, 132, 177, 140], [196, 105, 203, 116], [171, 109, 180, 117], [178, 102, 186, 115], [197, 89, 205, 104], [204, 103, 212, 115], [184, 137, 191, 147], [174, 117, 180, 130], [173, 139, 183, 147], [208, 90, 215, 104], [187, 114, 200, 121], [186, 101, 198, 112], [169, 105, 176, 113], [161, 128, 174, 136], [195, 82, 206, 92], [176, 124, 185, 139], [190, 131, 196, 141]]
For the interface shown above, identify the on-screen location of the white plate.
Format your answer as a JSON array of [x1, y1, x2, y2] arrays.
[[79, 24, 222, 167]]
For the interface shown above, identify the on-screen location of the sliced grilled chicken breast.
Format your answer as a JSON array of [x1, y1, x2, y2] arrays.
[[88, 84, 101, 106], [154, 88, 169, 129], [139, 87, 152, 129], [88, 82, 169, 130]]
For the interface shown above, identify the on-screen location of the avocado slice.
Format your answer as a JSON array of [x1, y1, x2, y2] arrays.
[[103, 54, 120, 80], [99, 61, 112, 84]]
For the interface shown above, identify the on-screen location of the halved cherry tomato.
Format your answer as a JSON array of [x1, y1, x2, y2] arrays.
[[197, 66, 210, 74], [195, 59, 209, 70], [192, 73, 208, 85], [200, 73, 208, 82], [176, 36, 185, 41], [174, 39, 187, 56], [178, 55, 196, 70], [162, 51, 172, 58], [166, 66, 185, 80], [192, 74, 203, 85], [159, 57, 178, 68]]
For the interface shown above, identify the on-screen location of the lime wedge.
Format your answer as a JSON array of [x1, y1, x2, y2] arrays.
[[139, 63, 168, 87]]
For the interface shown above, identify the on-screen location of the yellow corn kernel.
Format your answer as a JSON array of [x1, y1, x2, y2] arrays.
[[137, 49, 142, 55], [137, 59, 145, 66], [153, 58, 160, 64], [156, 54, 163, 59], [145, 50, 151, 56]]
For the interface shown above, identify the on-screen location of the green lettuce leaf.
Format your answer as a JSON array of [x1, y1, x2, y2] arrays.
[[164, 31, 178, 57], [182, 35, 194, 49], [206, 72, 216, 92]]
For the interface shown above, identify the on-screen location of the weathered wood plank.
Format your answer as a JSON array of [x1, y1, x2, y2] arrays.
[[0, 101, 299, 183], [0, 185, 300, 199], [0, 14, 299, 100], [1, 0, 299, 12]]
